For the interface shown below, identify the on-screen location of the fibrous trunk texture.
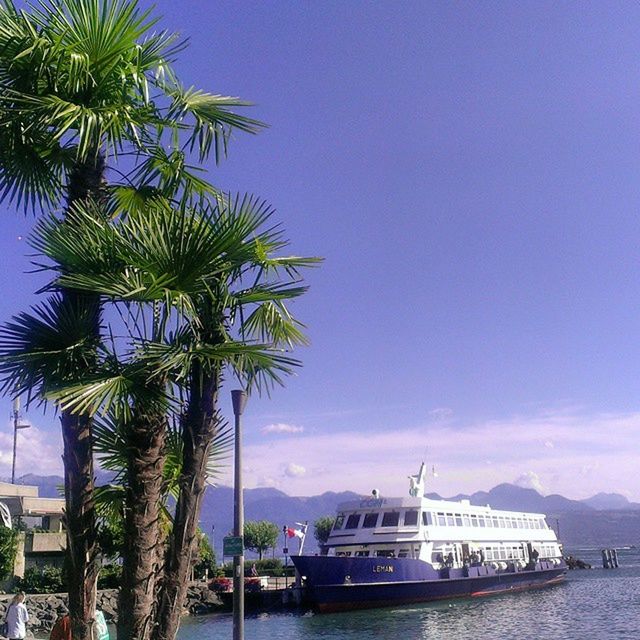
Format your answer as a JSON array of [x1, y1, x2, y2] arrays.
[[152, 367, 219, 640], [62, 156, 106, 640], [117, 411, 167, 640], [61, 408, 100, 640]]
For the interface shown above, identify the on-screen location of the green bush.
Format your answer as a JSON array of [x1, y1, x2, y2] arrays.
[[0, 528, 19, 580], [249, 558, 284, 576], [98, 563, 122, 589], [222, 558, 290, 577], [18, 566, 65, 594]]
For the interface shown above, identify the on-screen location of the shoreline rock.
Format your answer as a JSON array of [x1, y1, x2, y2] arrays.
[[0, 582, 223, 638]]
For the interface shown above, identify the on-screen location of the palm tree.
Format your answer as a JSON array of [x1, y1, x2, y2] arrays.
[[16, 191, 318, 639], [0, 1, 261, 636]]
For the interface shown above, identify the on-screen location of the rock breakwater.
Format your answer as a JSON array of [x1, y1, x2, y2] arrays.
[[0, 583, 222, 638]]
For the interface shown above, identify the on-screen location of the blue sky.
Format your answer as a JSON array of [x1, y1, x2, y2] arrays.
[[2, 1, 640, 500]]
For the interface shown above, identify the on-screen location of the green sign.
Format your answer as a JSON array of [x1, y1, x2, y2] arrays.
[[95, 610, 110, 640], [223, 535, 244, 556]]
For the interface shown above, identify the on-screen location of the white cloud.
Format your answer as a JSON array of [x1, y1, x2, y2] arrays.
[[514, 471, 545, 494], [227, 408, 640, 501], [428, 407, 453, 421], [283, 463, 306, 478], [256, 476, 278, 488], [261, 423, 304, 435], [0, 424, 62, 478]]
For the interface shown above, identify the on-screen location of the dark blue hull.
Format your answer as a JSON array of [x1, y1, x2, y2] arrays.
[[291, 556, 566, 613]]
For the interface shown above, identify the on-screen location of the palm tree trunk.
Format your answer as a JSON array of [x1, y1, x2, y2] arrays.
[[117, 411, 167, 640], [152, 366, 219, 640], [61, 408, 100, 640], [62, 156, 106, 640]]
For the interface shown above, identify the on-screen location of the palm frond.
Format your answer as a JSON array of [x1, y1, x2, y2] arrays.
[[0, 293, 101, 400], [241, 301, 309, 348], [45, 356, 170, 418], [94, 483, 126, 515], [141, 339, 300, 388], [163, 86, 266, 162], [0, 119, 69, 211]]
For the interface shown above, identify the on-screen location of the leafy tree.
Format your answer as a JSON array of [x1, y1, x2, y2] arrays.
[[314, 516, 335, 546], [243, 521, 280, 560], [193, 529, 216, 579], [0, 1, 260, 637]]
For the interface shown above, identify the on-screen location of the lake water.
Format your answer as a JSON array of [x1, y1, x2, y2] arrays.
[[178, 548, 640, 640]]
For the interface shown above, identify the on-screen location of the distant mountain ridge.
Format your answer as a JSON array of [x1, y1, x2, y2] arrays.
[[430, 483, 640, 513], [12, 475, 640, 551]]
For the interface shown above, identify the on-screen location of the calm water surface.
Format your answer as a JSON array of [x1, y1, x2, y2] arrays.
[[178, 548, 640, 640]]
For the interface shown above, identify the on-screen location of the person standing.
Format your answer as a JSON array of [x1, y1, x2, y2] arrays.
[[6, 591, 28, 640]]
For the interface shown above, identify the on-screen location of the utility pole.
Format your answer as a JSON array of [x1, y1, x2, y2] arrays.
[[232, 389, 248, 640], [11, 398, 30, 484]]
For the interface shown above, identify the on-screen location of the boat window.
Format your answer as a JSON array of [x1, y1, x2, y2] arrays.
[[436, 512, 446, 526], [381, 512, 400, 527], [355, 550, 370, 557], [471, 515, 478, 527], [485, 516, 493, 528], [455, 514, 463, 526], [498, 517, 505, 528], [336, 551, 352, 557], [431, 551, 444, 563], [333, 515, 345, 530], [463, 515, 471, 527], [398, 549, 410, 558], [517, 519, 523, 529], [375, 550, 395, 558], [492, 516, 499, 527], [363, 513, 379, 528], [446, 513, 455, 526], [345, 514, 361, 529], [404, 510, 418, 526], [478, 516, 486, 528], [423, 512, 433, 526]]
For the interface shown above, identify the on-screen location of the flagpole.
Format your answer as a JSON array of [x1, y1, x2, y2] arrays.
[[298, 521, 308, 555]]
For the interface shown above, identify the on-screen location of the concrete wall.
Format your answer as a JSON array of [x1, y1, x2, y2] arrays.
[[24, 532, 66, 554], [0, 483, 37, 497]]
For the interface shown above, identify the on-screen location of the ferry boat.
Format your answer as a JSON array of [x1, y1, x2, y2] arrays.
[[291, 463, 566, 612]]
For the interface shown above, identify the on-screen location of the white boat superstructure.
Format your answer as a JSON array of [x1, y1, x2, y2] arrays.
[[325, 465, 563, 571]]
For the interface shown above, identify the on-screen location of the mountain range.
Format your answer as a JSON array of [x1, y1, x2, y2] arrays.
[[12, 475, 640, 554], [199, 482, 640, 554]]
